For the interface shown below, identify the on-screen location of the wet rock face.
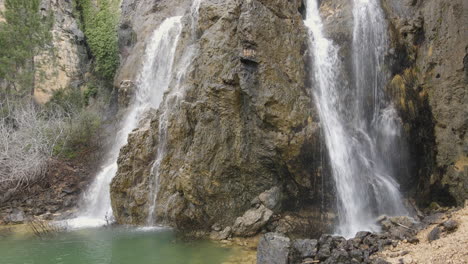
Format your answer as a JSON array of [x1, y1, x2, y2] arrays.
[[382, 0, 468, 205], [111, 0, 324, 233], [116, 0, 191, 84]]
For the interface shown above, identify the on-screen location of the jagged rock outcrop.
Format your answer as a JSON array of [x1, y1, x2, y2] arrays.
[[33, 0, 90, 103], [382, 0, 468, 205], [111, 0, 328, 234]]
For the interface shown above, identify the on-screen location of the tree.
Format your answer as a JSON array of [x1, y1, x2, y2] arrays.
[[0, 0, 53, 97]]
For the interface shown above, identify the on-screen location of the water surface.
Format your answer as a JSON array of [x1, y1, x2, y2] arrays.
[[0, 227, 233, 264]]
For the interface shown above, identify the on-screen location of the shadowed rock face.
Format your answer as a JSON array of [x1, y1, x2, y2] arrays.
[[382, 0, 468, 205], [111, 0, 328, 233]]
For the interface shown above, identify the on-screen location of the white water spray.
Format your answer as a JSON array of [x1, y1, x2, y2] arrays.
[[146, 0, 203, 226], [67, 16, 183, 229], [305, 0, 407, 237]]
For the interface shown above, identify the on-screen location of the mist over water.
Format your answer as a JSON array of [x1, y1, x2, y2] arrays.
[[305, 0, 408, 238]]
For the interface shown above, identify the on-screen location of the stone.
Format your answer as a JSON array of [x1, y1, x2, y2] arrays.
[[427, 226, 441, 242], [326, 249, 349, 263], [349, 249, 363, 262], [258, 187, 282, 212], [442, 219, 458, 232], [372, 258, 391, 264], [209, 226, 232, 241], [423, 213, 445, 225], [356, 231, 372, 239], [8, 209, 25, 223], [232, 205, 273, 237], [407, 237, 419, 244], [291, 239, 318, 258], [317, 244, 331, 261], [256, 233, 290, 264]]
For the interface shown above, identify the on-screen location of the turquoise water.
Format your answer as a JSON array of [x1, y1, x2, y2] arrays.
[[0, 227, 232, 264]]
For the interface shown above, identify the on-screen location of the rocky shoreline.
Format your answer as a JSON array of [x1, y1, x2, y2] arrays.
[[256, 205, 466, 264], [0, 159, 94, 225]]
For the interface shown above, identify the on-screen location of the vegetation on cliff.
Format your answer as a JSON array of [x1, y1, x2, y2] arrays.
[[0, 0, 53, 96], [0, 0, 113, 195], [74, 0, 119, 81]]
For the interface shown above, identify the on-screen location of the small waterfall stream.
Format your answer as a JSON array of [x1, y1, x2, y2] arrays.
[[67, 16, 183, 229], [146, 0, 203, 226], [305, 0, 408, 237]]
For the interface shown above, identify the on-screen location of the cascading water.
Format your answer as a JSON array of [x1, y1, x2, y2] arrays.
[[146, 0, 203, 226], [67, 16, 183, 229], [305, 0, 408, 237]]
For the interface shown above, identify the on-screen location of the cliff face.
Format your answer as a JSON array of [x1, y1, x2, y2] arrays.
[[111, 0, 332, 234], [110, 0, 467, 236], [0, 0, 89, 103], [34, 0, 90, 103], [383, 0, 468, 205]]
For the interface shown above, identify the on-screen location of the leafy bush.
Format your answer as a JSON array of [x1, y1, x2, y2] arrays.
[[75, 0, 119, 80], [53, 108, 102, 159]]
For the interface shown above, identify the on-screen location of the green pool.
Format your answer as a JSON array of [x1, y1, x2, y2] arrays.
[[0, 227, 238, 264]]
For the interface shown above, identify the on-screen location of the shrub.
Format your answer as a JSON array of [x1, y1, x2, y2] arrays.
[[0, 99, 68, 191], [75, 0, 119, 80]]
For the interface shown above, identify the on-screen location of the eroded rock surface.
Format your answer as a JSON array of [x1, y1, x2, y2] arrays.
[[111, 0, 326, 234], [33, 0, 89, 103]]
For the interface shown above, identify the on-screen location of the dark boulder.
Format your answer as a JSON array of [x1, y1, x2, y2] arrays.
[[257, 233, 291, 264]]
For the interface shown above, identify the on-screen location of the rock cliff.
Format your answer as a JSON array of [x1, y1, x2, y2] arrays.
[[111, 0, 333, 235], [110, 0, 467, 237], [34, 0, 90, 103], [383, 0, 468, 205]]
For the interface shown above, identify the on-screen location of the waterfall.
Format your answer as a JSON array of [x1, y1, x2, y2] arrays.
[[146, 0, 203, 226], [66, 16, 183, 229], [305, 0, 408, 238]]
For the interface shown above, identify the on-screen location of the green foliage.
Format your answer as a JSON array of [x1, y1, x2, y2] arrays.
[[45, 86, 104, 159], [52, 109, 102, 159], [83, 84, 98, 105], [75, 0, 119, 80], [0, 0, 54, 96]]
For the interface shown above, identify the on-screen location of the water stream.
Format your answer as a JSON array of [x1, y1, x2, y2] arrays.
[[305, 0, 408, 237], [67, 16, 183, 229]]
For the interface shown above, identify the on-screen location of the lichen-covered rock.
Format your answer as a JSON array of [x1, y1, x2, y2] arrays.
[[111, 0, 325, 234]]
